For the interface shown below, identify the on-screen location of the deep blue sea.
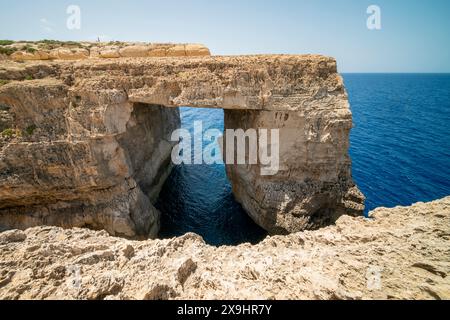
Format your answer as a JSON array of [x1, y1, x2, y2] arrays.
[[156, 74, 450, 246]]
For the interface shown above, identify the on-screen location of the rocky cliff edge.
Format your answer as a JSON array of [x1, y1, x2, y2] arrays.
[[0, 197, 448, 300]]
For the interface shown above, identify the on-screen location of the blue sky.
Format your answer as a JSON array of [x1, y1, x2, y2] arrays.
[[0, 0, 449, 72]]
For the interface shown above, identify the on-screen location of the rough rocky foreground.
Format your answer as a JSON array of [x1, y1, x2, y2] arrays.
[[0, 197, 448, 300]]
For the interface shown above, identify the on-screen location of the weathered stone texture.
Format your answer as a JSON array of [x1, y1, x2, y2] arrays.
[[0, 53, 363, 236], [0, 197, 448, 300]]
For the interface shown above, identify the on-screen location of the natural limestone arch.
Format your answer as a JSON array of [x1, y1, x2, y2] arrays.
[[0, 54, 364, 238]]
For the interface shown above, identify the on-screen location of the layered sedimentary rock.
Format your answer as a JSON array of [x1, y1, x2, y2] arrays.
[[0, 197, 448, 300], [0, 79, 179, 238], [225, 110, 364, 233], [0, 49, 364, 236]]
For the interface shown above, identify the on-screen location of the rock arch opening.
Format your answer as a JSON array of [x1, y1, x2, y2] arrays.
[[154, 106, 267, 246]]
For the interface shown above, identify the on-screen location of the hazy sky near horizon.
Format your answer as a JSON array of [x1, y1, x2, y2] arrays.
[[0, 0, 449, 72]]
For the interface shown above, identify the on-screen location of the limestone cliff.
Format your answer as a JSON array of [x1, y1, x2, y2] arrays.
[[0, 197, 448, 300], [0, 43, 364, 236]]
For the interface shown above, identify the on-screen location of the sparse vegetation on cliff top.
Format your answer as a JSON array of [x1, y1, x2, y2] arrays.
[[0, 40, 14, 46], [0, 46, 17, 56], [25, 124, 37, 136], [1, 128, 21, 138], [36, 39, 83, 50]]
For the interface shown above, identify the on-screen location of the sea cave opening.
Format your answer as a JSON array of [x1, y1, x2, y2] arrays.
[[154, 107, 267, 246]]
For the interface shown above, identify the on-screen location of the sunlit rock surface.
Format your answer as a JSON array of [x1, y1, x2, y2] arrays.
[[0, 44, 363, 236], [0, 197, 448, 300]]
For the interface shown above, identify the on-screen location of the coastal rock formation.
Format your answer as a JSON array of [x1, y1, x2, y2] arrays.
[[0, 45, 364, 236], [225, 109, 364, 233], [0, 81, 179, 238], [0, 197, 448, 300]]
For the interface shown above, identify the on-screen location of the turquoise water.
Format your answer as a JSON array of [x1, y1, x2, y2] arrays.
[[156, 74, 450, 245]]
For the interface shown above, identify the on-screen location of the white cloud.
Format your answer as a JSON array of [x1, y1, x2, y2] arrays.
[[40, 18, 55, 33]]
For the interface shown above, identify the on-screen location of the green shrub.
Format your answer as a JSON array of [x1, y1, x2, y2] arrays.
[[36, 39, 61, 50], [0, 40, 14, 46], [37, 40, 81, 48], [36, 40, 82, 51], [25, 75, 33, 81], [38, 39, 62, 45], [0, 46, 17, 56], [109, 41, 125, 46], [1, 128, 13, 137], [22, 45, 37, 53], [0, 80, 9, 86], [64, 41, 81, 47], [1, 128, 21, 138], [25, 124, 37, 135]]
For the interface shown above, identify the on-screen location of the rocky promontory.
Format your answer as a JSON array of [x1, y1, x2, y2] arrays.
[[0, 197, 448, 300], [0, 42, 364, 237]]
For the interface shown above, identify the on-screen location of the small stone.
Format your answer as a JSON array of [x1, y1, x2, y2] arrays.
[[141, 284, 177, 300], [177, 258, 197, 285], [0, 230, 26, 244]]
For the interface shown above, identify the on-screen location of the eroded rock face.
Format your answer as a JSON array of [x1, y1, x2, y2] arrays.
[[0, 197, 448, 300], [225, 109, 364, 233], [0, 53, 364, 236], [0, 79, 179, 238]]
